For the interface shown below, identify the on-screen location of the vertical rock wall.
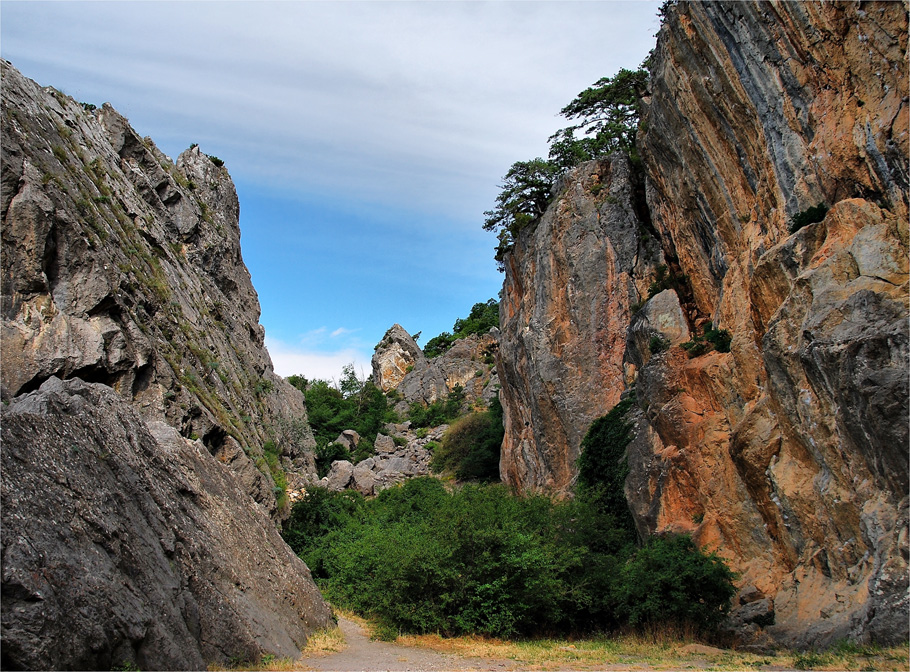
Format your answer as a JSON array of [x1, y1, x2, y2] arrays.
[[498, 155, 662, 492], [496, 0, 908, 646]]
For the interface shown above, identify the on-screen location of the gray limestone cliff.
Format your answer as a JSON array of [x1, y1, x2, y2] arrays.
[[0, 62, 332, 669], [1, 61, 319, 515]]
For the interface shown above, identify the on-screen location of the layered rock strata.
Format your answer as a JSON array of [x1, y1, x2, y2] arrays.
[[1, 378, 332, 671], [496, 0, 908, 647], [1, 61, 318, 514]]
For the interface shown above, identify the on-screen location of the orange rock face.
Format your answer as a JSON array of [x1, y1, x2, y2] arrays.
[[497, 0, 908, 647]]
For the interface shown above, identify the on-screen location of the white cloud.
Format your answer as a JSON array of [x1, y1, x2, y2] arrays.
[[265, 336, 372, 382]]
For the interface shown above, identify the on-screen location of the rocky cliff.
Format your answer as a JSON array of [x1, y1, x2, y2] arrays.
[[1, 62, 332, 668], [372, 323, 499, 411], [1, 61, 319, 514], [2, 378, 332, 670], [496, 1, 908, 648]]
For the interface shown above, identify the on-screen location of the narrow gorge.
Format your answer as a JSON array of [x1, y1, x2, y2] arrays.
[[1, 0, 907, 668]]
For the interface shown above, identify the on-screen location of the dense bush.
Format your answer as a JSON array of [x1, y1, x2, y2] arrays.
[[408, 384, 466, 429], [283, 478, 736, 639], [618, 534, 737, 630], [431, 396, 504, 482]]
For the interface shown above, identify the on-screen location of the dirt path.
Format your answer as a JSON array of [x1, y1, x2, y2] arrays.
[[298, 617, 520, 672]]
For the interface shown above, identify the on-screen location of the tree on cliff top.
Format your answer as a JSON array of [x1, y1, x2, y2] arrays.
[[484, 67, 649, 267]]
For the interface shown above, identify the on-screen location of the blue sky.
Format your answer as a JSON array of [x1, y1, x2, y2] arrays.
[[2, 1, 659, 382]]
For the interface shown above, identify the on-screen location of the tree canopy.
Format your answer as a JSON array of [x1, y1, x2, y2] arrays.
[[484, 67, 649, 267]]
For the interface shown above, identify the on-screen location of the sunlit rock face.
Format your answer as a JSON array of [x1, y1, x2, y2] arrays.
[[373, 323, 499, 410], [498, 155, 662, 493], [497, 1, 908, 647]]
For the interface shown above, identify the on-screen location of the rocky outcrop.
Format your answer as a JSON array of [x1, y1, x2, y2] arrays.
[[373, 324, 499, 411], [498, 154, 662, 492], [496, 1, 907, 648], [1, 378, 332, 671], [1, 61, 318, 515]]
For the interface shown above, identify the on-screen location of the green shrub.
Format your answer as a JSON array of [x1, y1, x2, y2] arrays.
[[789, 203, 828, 233], [577, 396, 637, 532], [207, 154, 225, 167], [618, 534, 737, 632], [284, 478, 735, 640], [431, 396, 503, 482], [314, 442, 350, 478], [648, 334, 669, 354], [281, 487, 364, 559], [681, 323, 732, 358], [424, 300, 499, 358]]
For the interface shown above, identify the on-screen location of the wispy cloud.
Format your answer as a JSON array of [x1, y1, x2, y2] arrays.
[[265, 336, 372, 382]]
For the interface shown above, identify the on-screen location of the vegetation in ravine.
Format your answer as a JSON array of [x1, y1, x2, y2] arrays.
[[430, 395, 504, 482], [287, 365, 399, 477], [282, 476, 736, 640]]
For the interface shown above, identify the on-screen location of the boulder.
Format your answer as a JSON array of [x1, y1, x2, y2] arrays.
[[0, 378, 332, 671]]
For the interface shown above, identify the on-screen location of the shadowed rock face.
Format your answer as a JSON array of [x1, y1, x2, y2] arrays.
[[1, 378, 333, 671], [497, 1, 907, 648], [1, 61, 318, 515], [498, 155, 662, 493]]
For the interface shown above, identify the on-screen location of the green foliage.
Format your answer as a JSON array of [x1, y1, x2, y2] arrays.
[[288, 365, 398, 475], [618, 534, 737, 632], [431, 396, 503, 482], [284, 478, 734, 639], [648, 334, 670, 354], [80, 102, 97, 112], [207, 154, 225, 167], [281, 487, 365, 558], [548, 68, 648, 171], [425, 299, 499, 358], [647, 264, 687, 299], [577, 396, 637, 532], [681, 323, 732, 358], [789, 203, 828, 233], [482, 159, 559, 267], [483, 68, 649, 267]]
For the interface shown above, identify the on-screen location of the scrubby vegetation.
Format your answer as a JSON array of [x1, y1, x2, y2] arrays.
[[430, 396, 504, 482], [680, 323, 732, 358], [283, 477, 736, 639], [423, 299, 499, 358], [288, 365, 398, 476]]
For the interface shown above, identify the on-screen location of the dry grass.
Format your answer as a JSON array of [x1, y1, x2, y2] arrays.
[[300, 623, 346, 656], [207, 622, 347, 671], [395, 628, 909, 672]]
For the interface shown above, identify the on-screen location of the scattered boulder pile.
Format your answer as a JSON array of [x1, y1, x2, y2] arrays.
[[317, 423, 446, 496]]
